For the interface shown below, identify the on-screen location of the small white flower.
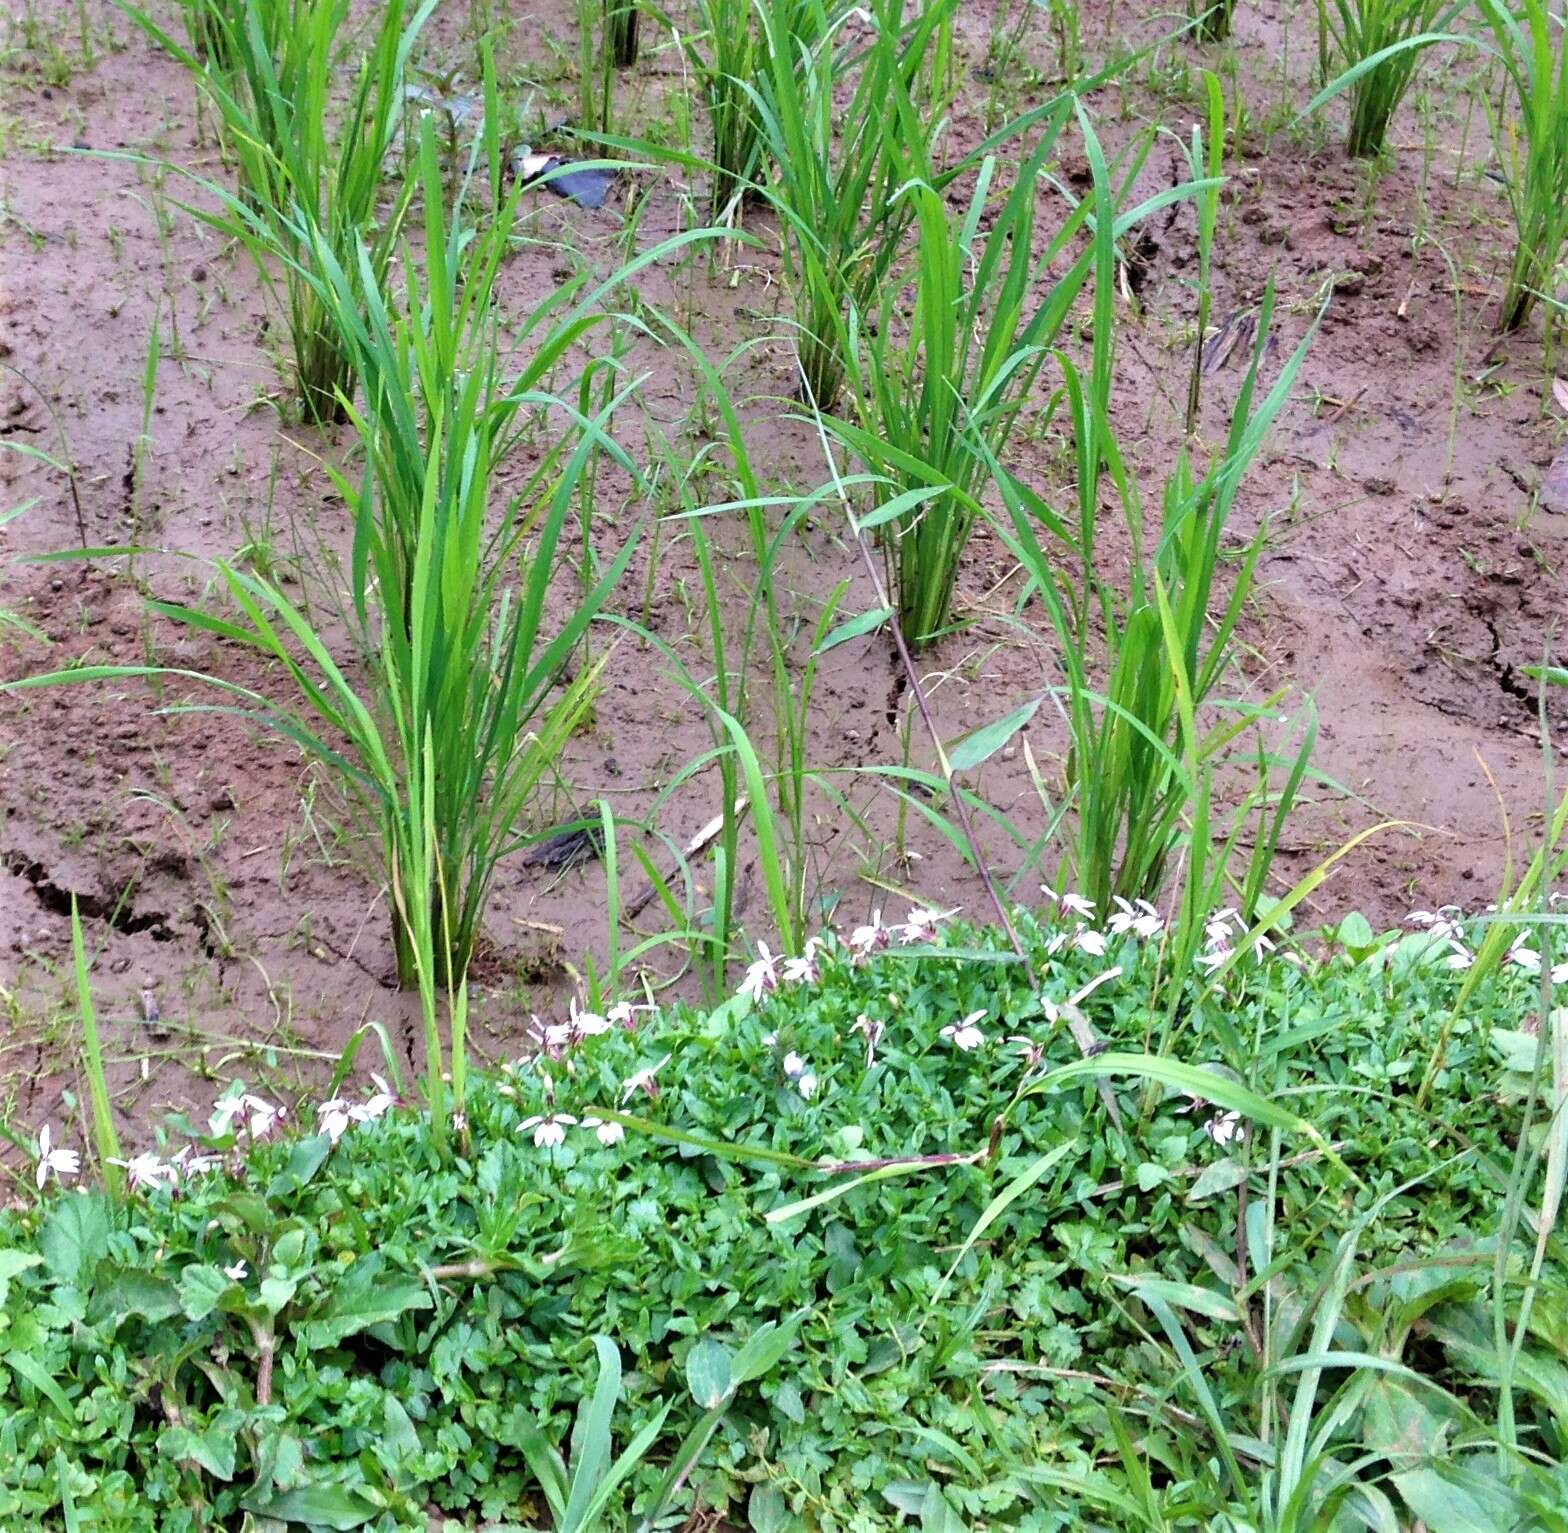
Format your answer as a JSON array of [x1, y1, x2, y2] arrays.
[[1009, 1034, 1047, 1068], [796, 1071, 819, 1100], [739, 944, 782, 1002], [1507, 935, 1543, 973], [1204, 1111, 1244, 1147], [782, 1051, 807, 1079], [1073, 927, 1109, 957], [573, 1000, 612, 1037], [581, 1116, 626, 1146], [782, 955, 819, 986], [1060, 892, 1096, 919], [898, 905, 960, 945], [1195, 947, 1231, 974], [607, 1001, 649, 1031], [111, 1151, 181, 1194], [1109, 897, 1164, 941], [35, 1125, 81, 1189], [318, 1099, 353, 1143], [620, 1054, 671, 1104], [1444, 942, 1475, 971], [1042, 931, 1069, 957], [223, 1260, 248, 1282], [351, 1075, 397, 1123], [1069, 966, 1123, 1006], [231, 1094, 285, 1141], [848, 910, 892, 958], [940, 1011, 987, 1051], [519, 1112, 577, 1149], [173, 1146, 222, 1179]]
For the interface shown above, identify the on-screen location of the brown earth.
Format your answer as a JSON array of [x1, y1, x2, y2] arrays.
[[1, 0, 1565, 1147]]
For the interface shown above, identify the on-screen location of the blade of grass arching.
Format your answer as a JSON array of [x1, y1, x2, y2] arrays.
[[926, 1141, 1075, 1311], [71, 897, 122, 1195]]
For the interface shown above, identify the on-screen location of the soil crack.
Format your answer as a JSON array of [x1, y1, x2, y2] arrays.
[[1485, 617, 1543, 722], [2, 849, 176, 941]]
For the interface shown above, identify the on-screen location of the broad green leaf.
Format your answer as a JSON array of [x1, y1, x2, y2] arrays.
[[300, 1278, 430, 1348], [266, 1134, 334, 1198], [1393, 1462, 1521, 1533], [731, 1315, 803, 1385], [749, 1483, 790, 1533], [240, 1486, 380, 1529], [179, 1265, 234, 1322], [814, 605, 892, 654], [159, 1425, 237, 1482], [0, 1250, 42, 1307], [685, 1338, 733, 1409], [39, 1194, 110, 1287]]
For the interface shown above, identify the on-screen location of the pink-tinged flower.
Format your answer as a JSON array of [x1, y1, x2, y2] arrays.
[[1444, 942, 1475, 971], [173, 1146, 223, 1179], [519, 1112, 577, 1149], [1408, 909, 1464, 943], [1194, 948, 1230, 974], [1204, 1111, 1244, 1147], [110, 1151, 180, 1194], [940, 1011, 987, 1051], [853, 1012, 885, 1067], [782, 954, 819, 986], [898, 906, 959, 945], [739, 944, 782, 1002], [318, 1099, 353, 1143], [35, 1125, 80, 1189], [1042, 931, 1069, 957], [1009, 1035, 1047, 1069], [223, 1260, 248, 1282], [242, 1096, 285, 1141], [848, 910, 892, 959], [795, 1071, 819, 1100], [351, 1075, 398, 1124], [581, 1116, 626, 1147], [1109, 897, 1164, 941], [607, 1001, 650, 1032], [1507, 935, 1543, 973], [620, 1054, 672, 1104], [1073, 928, 1109, 957]]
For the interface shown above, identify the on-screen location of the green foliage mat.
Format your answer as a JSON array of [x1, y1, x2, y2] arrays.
[[0, 910, 1551, 1530]]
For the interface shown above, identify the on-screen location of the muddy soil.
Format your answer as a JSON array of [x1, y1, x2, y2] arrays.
[[1, 0, 1564, 1146]]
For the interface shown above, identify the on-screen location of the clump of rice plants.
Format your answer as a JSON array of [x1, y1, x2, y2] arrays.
[[1477, 0, 1568, 331], [1190, 0, 1235, 42], [752, 0, 956, 410], [125, 0, 433, 422], [1310, 0, 1467, 157], [604, 0, 639, 66]]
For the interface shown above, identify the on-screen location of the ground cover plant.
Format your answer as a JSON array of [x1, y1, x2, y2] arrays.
[[4, 0, 1568, 1526], [7, 904, 1568, 1530]]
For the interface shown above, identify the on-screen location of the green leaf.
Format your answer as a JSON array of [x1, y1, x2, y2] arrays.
[[1112, 1274, 1240, 1323], [159, 1425, 237, 1481], [95, 1269, 182, 1324], [299, 1277, 430, 1348], [814, 605, 893, 654], [240, 1486, 380, 1529], [946, 697, 1040, 773], [7, 1350, 76, 1425], [730, 1315, 803, 1385], [0, 1250, 42, 1307], [1337, 911, 1375, 949], [39, 1194, 110, 1287], [1187, 1160, 1250, 1203], [1393, 1462, 1521, 1532], [685, 1338, 733, 1408], [267, 1134, 334, 1198], [749, 1484, 790, 1533], [178, 1265, 234, 1322], [920, 1484, 969, 1532]]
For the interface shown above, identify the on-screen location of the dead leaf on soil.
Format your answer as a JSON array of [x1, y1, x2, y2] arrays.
[[1552, 377, 1568, 414], [1541, 445, 1568, 515]]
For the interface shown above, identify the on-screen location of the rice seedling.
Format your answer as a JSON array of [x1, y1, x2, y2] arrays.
[[750, 0, 956, 410], [122, 0, 434, 422], [1475, 0, 1568, 331], [1190, 0, 1234, 43], [677, 0, 768, 220], [604, 0, 640, 67], [822, 111, 1214, 651], [980, 114, 1322, 914], [1308, 0, 1467, 157]]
